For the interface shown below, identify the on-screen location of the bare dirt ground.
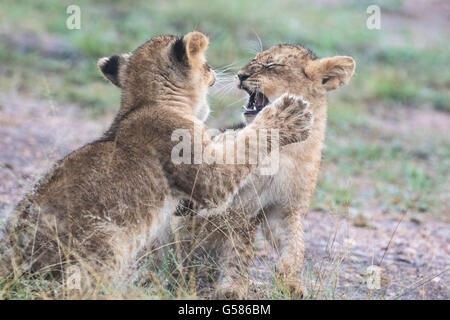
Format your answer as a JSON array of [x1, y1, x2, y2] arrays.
[[0, 94, 107, 210], [250, 210, 449, 300], [0, 95, 448, 300]]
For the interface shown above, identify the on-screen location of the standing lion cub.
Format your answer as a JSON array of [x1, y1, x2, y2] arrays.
[[176, 44, 355, 299], [0, 32, 313, 291]]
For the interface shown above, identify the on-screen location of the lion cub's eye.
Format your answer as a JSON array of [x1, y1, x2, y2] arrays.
[[260, 62, 285, 69]]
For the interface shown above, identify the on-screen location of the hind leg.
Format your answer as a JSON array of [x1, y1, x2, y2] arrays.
[[262, 204, 306, 298], [1, 213, 127, 297]]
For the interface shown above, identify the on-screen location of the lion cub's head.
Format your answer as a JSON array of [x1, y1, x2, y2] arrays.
[[237, 44, 355, 123], [97, 32, 216, 122]]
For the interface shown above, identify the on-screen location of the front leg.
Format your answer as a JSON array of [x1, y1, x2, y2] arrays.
[[168, 94, 313, 214], [263, 205, 306, 298], [215, 210, 260, 299], [174, 202, 260, 299]]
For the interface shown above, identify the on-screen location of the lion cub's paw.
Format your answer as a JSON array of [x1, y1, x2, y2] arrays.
[[216, 281, 248, 300], [272, 93, 313, 144], [276, 93, 309, 112], [283, 278, 305, 299]]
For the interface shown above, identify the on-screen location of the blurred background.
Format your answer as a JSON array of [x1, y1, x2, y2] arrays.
[[0, 0, 448, 299]]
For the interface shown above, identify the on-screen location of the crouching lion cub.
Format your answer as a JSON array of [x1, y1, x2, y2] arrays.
[[0, 32, 313, 293], [176, 44, 355, 299]]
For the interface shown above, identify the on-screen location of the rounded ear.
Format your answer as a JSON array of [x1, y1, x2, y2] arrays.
[[306, 56, 355, 91], [173, 32, 209, 65], [97, 53, 130, 88], [185, 32, 209, 57]]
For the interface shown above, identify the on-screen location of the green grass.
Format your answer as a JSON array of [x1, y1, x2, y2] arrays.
[[1, 0, 448, 112]]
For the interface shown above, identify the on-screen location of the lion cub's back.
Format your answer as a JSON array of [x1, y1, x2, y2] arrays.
[[8, 139, 170, 257]]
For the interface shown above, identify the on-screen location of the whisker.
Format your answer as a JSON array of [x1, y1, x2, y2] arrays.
[[246, 42, 261, 55], [211, 81, 237, 95], [252, 28, 264, 53], [215, 61, 241, 71], [221, 96, 248, 110]]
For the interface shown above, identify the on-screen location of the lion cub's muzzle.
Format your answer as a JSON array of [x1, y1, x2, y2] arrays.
[[243, 89, 269, 116]]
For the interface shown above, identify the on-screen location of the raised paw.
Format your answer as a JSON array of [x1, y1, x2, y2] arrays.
[[251, 93, 313, 148], [276, 94, 313, 144], [279, 95, 312, 124], [273, 93, 309, 113]]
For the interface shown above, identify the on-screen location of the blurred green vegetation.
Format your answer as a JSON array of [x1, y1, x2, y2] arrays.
[[1, 0, 449, 113], [0, 0, 448, 219]]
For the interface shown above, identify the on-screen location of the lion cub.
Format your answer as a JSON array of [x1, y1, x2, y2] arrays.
[[0, 33, 312, 291], [176, 44, 355, 298]]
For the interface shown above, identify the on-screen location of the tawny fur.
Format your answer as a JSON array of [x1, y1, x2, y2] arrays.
[[174, 44, 355, 299], [0, 35, 313, 294]]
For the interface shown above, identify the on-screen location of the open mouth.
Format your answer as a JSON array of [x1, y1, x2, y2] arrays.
[[244, 90, 269, 115]]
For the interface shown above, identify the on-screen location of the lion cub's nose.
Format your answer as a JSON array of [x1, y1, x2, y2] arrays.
[[237, 73, 250, 82]]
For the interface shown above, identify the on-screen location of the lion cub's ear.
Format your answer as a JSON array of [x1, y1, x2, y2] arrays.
[[306, 56, 355, 91], [173, 32, 209, 65], [97, 53, 130, 88]]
